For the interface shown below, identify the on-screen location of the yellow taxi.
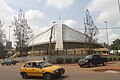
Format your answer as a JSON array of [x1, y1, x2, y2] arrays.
[[20, 60, 65, 80]]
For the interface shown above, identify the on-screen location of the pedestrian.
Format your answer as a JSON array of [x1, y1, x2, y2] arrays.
[[43, 57, 45, 61]]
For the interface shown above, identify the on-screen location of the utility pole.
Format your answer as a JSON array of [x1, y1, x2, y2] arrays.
[[9, 26, 11, 42], [47, 26, 53, 62], [48, 27, 53, 55], [104, 21, 109, 45], [48, 22, 56, 62], [118, 0, 120, 13], [32, 34, 34, 56], [104, 21, 109, 54]]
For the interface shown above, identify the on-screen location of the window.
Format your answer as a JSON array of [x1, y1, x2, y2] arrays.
[[32, 62, 39, 68], [24, 63, 32, 68]]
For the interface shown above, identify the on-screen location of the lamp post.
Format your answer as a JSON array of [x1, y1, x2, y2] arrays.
[[7, 26, 12, 57], [9, 26, 12, 49], [48, 22, 56, 62], [118, 0, 120, 13], [32, 33, 34, 56], [104, 21, 109, 45], [9, 26, 12, 42], [104, 21, 109, 54]]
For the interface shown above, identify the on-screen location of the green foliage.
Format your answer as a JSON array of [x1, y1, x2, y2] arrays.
[[118, 57, 120, 61], [56, 57, 64, 64], [13, 10, 33, 54], [65, 57, 72, 63], [110, 39, 120, 50], [107, 56, 120, 61], [113, 57, 117, 61], [108, 58, 113, 61], [73, 57, 80, 63]]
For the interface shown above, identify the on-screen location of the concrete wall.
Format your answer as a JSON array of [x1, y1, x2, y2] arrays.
[[0, 55, 85, 63], [11, 55, 85, 63]]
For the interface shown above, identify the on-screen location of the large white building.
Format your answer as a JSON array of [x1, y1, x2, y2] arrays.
[[26, 21, 106, 55]]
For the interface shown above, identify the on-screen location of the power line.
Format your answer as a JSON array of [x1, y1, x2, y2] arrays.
[[73, 27, 120, 30]]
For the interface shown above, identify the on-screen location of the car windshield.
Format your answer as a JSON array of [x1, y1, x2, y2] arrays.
[[3, 58, 13, 62], [85, 55, 93, 59], [39, 62, 53, 67]]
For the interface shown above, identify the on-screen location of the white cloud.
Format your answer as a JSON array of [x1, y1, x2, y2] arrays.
[[30, 24, 50, 36], [46, 0, 74, 9], [88, 0, 119, 23], [0, 0, 17, 46], [0, 0, 17, 22], [88, 0, 120, 44], [97, 29, 114, 44], [109, 33, 119, 44], [97, 29, 120, 45], [25, 10, 45, 36], [63, 19, 77, 28], [25, 10, 44, 25], [0, 0, 46, 47]]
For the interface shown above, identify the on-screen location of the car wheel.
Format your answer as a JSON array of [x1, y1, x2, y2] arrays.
[[94, 64, 97, 66], [88, 62, 92, 67], [80, 65, 83, 67], [14, 63, 16, 65], [78, 63, 82, 67], [44, 73, 53, 80], [102, 61, 106, 66], [21, 72, 28, 79]]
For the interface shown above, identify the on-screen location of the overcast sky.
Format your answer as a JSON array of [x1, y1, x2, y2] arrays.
[[0, 0, 120, 46]]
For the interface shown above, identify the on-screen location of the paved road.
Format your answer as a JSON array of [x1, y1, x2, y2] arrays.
[[0, 63, 120, 80]]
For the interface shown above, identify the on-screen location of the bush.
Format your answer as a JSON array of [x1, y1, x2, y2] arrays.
[[118, 57, 120, 61], [73, 57, 80, 63], [65, 57, 72, 63], [108, 58, 113, 62], [113, 57, 117, 61], [56, 57, 64, 64]]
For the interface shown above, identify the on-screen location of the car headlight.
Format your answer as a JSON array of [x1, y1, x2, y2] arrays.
[[54, 69, 59, 73], [84, 60, 88, 62]]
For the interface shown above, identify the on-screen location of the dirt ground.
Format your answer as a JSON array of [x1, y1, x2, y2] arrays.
[[58, 61, 120, 73], [93, 61, 120, 72]]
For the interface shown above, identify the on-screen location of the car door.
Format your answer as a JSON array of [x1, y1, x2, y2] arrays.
[[30, 62, 43, 77], [93, 55, 101, 64], [23, 62, 34, 76], [24, 62, 43, 76], [23, 62, 44, 77]]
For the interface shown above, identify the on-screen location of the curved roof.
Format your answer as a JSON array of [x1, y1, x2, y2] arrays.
[[27, 23, 97, 48]]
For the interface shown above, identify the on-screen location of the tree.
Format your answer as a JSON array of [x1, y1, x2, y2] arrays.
[[84, 9, 99, 54], [110, 39, 120, 50], [12, 10, 33, 55], [0, 21, 7, 58]]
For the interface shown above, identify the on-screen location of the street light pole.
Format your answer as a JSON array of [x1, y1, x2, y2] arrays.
[[48, 22, 56, 62], [118, 0, 120, 13], [8, 26, 12, 57], [9, 26, 12, 42], [104, 21, 109, 54], [32, 33, 34, 56], [104, 21, 109, 45]]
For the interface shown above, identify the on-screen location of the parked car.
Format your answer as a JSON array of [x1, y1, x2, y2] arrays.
[[20, 60, 65, 80], [78, 54, 108, 67], [1, 58, 18, 66]]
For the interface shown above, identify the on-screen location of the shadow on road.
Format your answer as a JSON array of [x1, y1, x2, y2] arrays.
[[55, 75, 69, 80], [25, 75, 69, 80]]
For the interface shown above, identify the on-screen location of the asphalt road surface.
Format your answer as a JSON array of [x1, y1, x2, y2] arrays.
[[0, 63, 120, 80]]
